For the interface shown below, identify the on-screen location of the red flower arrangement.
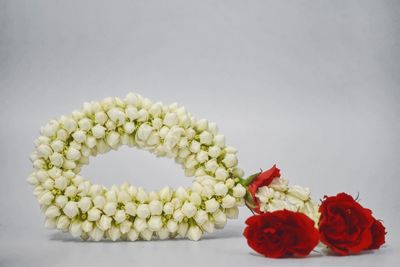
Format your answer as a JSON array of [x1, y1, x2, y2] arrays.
[[242, 166, 387, 258]]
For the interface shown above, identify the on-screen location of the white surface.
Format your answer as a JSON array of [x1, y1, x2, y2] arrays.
[[1, 0, 399, 266], [0, 223, 398, 267]]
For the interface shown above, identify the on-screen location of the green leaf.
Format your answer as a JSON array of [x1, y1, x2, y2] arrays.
[[244, 190, 255, 209], [241, 172, 261, 186]]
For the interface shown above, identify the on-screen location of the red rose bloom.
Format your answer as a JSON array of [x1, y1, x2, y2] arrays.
[[243, 210, 319, 258], [247, 165, 280, 213], [369, 218, 386, 249], [318, 192, 375, 255]]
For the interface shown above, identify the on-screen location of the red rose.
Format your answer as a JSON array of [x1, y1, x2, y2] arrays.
[[318, 192, 375, 255], [247, 165, 280, 213], [369, 218, 386, 249], [243, 210, 319, 258]]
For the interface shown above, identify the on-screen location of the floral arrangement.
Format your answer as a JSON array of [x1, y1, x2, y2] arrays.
[[27, 93, 386, 258], [242, 165, 386, 257]]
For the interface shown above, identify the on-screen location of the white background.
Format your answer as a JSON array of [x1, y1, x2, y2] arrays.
[[1, 0, 399, 266]]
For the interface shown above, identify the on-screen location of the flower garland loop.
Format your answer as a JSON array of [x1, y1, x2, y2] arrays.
[[27, 93, 247, 241], [27, 92, 386, 258]]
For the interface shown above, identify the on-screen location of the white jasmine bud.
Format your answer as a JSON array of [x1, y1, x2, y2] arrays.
[[181, 202, 196, 218], [163, 112, 179, 127], [175, 187, 189, 201], [208, 146, 221, 158], [66, 147, 80, 161], [39, 191, 54, 205], [72, 130, 86, 143], [149, 200, 163, 215], [287, 185, 310, 201], [37, 144, 52, 157], [70, 221, 82, 237], [136, 124, 153, 142], [48, 167, 62, 179], [49, 152, 64, 167], [214, 182, 228, 196], [88, 207, 101, 221], [45, 205, 61, 218], [123, 122, 135, 134], [125, 93, 141, 106], [140, 229, 153, 241], [78, 117, 92, 131], [106, 131, 120, 147], [199, 131, 213, 145], [63, 201, 79, 218], [107, 108, 125, 123], [65, 185, 77, 197], [26, 175, 38, 185], [63, 118, 77, 133], [108, 226, 121, 241], [93, 195, 106, 209], [125, 106, 139, 120], [159, 186, 173, 202], [81, 221, 93, 232], [127, 229, 138, 241], [167, 220, 178, 233], [94, 111, 107, 125], [125, 202, 137, 216], [195, 119, 208, 131], [103, 202, 117, 216], [133, 218, 147, 232], [119, 220, 133, 234], [105, 190, 117, 202], [114, 210, 126, 224], [285, 195, 305, 210], [225, 206, 239, 219], [136, 204, 150, 219], [43, 179, 54, 190], [213, 134, 225, 147], [215, 167, 228, 181], [187, 225, 202, 241], [205, 159, 219, 172], [189, 141, 200, 153], [157, 227, 170, 240], [173, 209, 184, 222], [205, 198, 219, 213], [196, 151, 209, 163], [213, 210, 227, 225], [222, 153, 238, 168], [270, 199, 291, 211], [194, 209, 208, 225], [148, 216, 163, 231], [184, 155, 198, 169], [177, 222, 189, 237], [56, 215, 70, 230], [189, 192, 201, 206], [225, 178, 235, 188], [92, 124, 106, 139], [136, 187, 148, 203], [202, 220, 215, 233], [90, 227, 104, 241], [221, 195, 236, 208], [163, 202, 174, 215], [55, 195, 68, 208], [232, 184, 246, 198], [78, 197, 92, 213], [98, 215, 112, 231]]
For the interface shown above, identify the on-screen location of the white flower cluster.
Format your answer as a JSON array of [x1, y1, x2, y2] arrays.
[[255, 178, 320, 225], [27, 93, 247, 241]]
